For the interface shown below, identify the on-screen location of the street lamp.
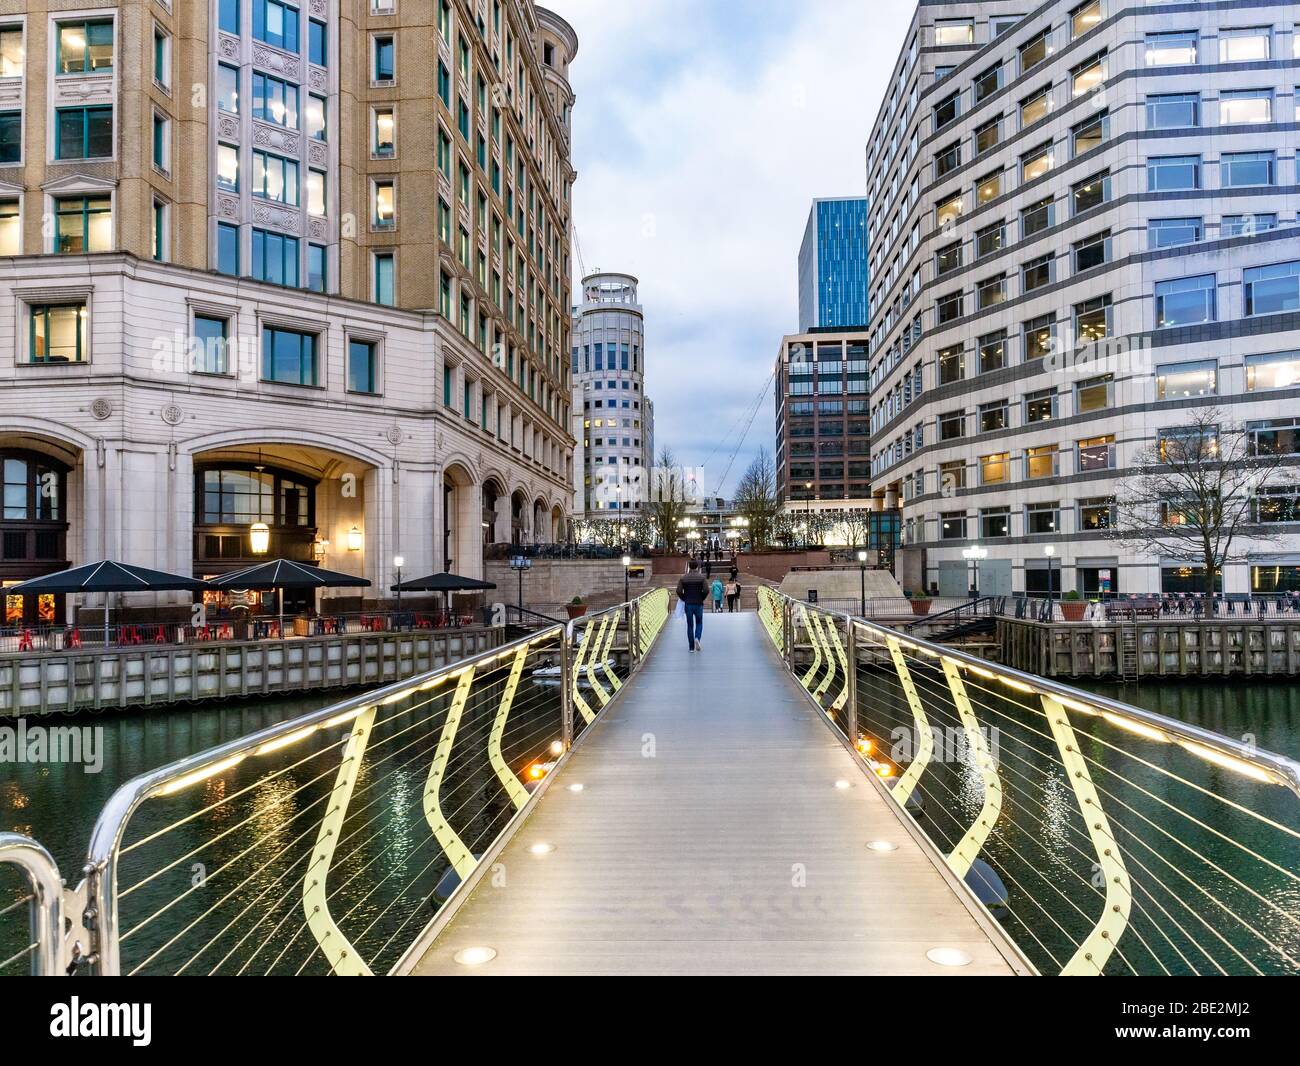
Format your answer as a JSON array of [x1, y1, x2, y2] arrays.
[[394, 555, 404, 613], [961, 545, 988, 599], [250, 522, 271, 555], [622, 554, 632, 603], [509, 554, 531, 614], [857, 549, 868, 617], [804, 481, 814, 548], [1044, 545, 1057, 601]]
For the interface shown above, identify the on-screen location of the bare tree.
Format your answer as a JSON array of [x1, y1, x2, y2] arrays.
[[1108, 408, 1285, 601], [646, 447, 692, 550], [733, 448, 778, 549]]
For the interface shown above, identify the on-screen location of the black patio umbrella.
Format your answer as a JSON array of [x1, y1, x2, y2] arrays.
[[390, 571, 496, 621], [7, 560, 212, 645], [208, 559, 371, 636]]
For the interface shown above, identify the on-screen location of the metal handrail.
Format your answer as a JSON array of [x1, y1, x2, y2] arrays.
[[0, 832, 65, 976], [903, 596, 999, 631], [758, 587, 1300, 975]]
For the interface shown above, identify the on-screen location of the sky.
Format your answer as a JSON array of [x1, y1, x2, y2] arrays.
[[546, 0, 917, 498]]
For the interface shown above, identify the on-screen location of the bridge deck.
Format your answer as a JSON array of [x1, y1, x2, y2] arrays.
[[412, 612, 1017, 976]]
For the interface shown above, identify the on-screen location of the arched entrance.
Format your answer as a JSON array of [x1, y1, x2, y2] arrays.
[[443, 463, 476, 573], [482, 478, 504, 548], [533, 497, 549, 543], [510, 489, 527, 545], [0, 443, 74, 626], [551, 504, 566, 545]]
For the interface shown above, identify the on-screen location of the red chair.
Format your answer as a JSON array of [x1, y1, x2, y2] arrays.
[[154, 626, 167, 644], [67, 628, 82, 649], [18, 629, 33, 652]]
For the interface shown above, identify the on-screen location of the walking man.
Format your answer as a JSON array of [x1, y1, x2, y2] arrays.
[[676, 559, 709, 652]]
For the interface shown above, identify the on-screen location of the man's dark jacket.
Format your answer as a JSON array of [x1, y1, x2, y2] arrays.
[[676, 571, 709, 606]]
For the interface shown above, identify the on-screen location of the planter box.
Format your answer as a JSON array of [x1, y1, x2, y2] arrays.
[[910, 600, 932, 616], [1060, 602, 1087, 622], [565, 604, 588, 619]]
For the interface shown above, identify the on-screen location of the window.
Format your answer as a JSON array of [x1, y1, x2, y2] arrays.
[[1220, 90, 1272, 126], [373, 107, 394, 156], [307, 243, 326, 293], [934, 19, 973, 46], [1077, 436, 1115, 471], [250, 228, 299, 286], [992, 16, 1019, 39], [1021, 253, 1053, 292], [55, 106, 112, 159], [1223, 214, 1277, 238], [1156, 360, 1217, 399], [974, 64, 1001, 104], [1073, 231, 1109, 273], [373, 180, 395, 228], [1250, 418, 1300, 457], [309, 19, 327, 65], [935, 241, 962, 275], [254, 0, 300, 54], [1025, 388, 1056, 423], [0, 111, 19, 163], [1221, 151, 1273, 188], [1019, 30, 1049, 73], [1020, 196, 1053, 237], [975, 170, 1001, 205], [253, 72, 298, 129], [1071, 1, 1101, 38], [1147, 155, 1199, 191], [348, 339, 377, 393], [217, 64, 240, 113], [938, 345, 965, 384], [216, 143, 239, 190], [1071, 52, 1105, 97], [935, 192, 963, 229], [373, 35, 395, 81], [57, 19, 113, 74], [29, 303, 87, 363], [1023, 314, 1055, 360], [373, 252, 394, 305], [305, 94, 326, 141], [982, 452, 1013, 486], [939, 461, 966, 492], [1027, 501, 1059, 535], [153, 27, 170, 89], [977, 275, 1006, 310], [1076, 374, 1113, 413], [975, 221, 1005, 259], [1071, 111, 1107, 156], [0, 26, 21, 77], [217, 222, 239, 276], [939, 410, 965, 441], [1244, 262, 1300, 316], [1146, 92, 1198, 129], [151, 198, 166, 260], [1155, 275, 1215, 327], [933, 91, 960, 131], [306, 169, 325, 216], [1149, 217, 1201, 249], [969, 119, 1001, 161], [979, 400, 1008, 432], [1074, 295, 1111, 342], [940, 513, 967, 540], [936, 291, 963, 324], [1026, 445, 1057, 479], [1021, 143, 1053, 183], [980, 508, 1010, 539], [1255, 486, 1300, 525], [1071, 171, 1109, 214], [935, 142, 961, 179], [1019, 87, 1051, 128], [262, 325, 316, 386], [1220, 27, 1270, 63], [251, 150, 298, 205], [152, 112, 169, 171], [55, 196, 111, 253], [1246, 352, 1300, 392], [979, 332, 1006, 372], [193, 315, 229, 374], [220, 0, 240, 35], [1145, 31, 1196, 66], [0, 200, 18, 256]]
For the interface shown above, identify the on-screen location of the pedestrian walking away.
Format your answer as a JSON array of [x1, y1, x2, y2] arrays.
[[675, 559, 709, 652], [726, 579, 740, 613], [710, 577, 724, 613]]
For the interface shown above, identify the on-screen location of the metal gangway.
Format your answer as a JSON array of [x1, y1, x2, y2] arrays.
[[3, 589, 1299, 976]]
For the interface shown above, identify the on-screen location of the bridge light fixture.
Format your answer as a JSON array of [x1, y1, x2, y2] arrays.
[[866, 840, 898, 852], [453, 946, 497, 967], [567, 783, 585, 792], [833, 779, 852, 790], [926, 947, 973, 967], [529, 842, 555, 855], [549, 740, 564, 756]]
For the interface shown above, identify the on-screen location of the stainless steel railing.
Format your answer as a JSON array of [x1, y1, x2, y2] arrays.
[[756, 586, 1300, 976], [2, 590, 670, 976]]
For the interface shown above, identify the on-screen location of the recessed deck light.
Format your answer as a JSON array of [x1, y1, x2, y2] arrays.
[[567, 783, 585, 792], [866, 840, 898, 852], [926, 947, 973, 967], [529, 842, 556, 855], [453, 946, 497, 966], [834, 779, 852, 790]]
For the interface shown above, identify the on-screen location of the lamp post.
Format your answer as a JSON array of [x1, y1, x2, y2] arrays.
[[509, 555, 531, 613], [393, 555, 404, 613], [856, 549, 868, 617], [804, 481, 814, 548], [961, 545, 988, 598], [1044, 545, 1057, 601], [622, 554, 631, 603]]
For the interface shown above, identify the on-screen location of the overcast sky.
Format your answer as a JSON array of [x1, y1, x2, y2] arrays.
[[547, 0, 916, 497]]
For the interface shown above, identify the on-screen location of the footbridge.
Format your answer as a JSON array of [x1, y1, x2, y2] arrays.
[[4, 590, 1299, 976]]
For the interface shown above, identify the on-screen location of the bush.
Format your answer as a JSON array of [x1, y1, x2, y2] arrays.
[[570, 595, 584, 605], [1063, 590, 1082, 601]]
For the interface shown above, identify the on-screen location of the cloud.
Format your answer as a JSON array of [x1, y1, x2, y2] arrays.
[[547, 0, 914, 496]]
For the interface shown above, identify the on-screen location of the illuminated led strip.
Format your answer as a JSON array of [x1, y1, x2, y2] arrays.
[[598, 610, 622, 695], [585, 614, 613, 707], [303, 706, 378, 976], [1041, 694, 1132, 975], [571, 624, 597, 727], [886, 636, 933, 808], [798, 607, 823, 690], [824, 617, 850, 712], [941, 657, 1003, 881], [488, 644, 531, 811], [423, 667, 478, 879]]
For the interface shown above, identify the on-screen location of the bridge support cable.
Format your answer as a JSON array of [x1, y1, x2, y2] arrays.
[[756, 588, 1300, 976]]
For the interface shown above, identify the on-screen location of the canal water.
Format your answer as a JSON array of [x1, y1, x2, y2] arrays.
[[2, 674, 1297, 974]]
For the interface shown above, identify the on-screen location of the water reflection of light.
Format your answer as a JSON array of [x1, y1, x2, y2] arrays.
[[1038, 771, 1073, 854]]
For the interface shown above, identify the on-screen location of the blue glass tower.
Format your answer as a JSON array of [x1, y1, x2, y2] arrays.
[[797, 197, 869, 330]]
